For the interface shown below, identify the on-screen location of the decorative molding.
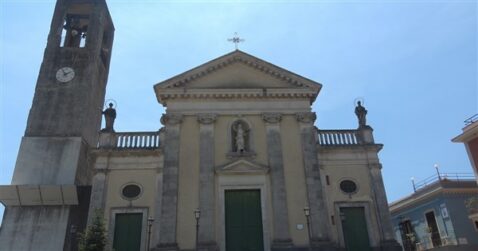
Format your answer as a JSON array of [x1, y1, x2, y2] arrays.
[[160, 113, 183, 126], [153, 51, 322, 105], [226, 151, 257, 159], [157, 52, 318, 90], [197, 113, 217, 125], [215, 159, 269, 175], [296, 112, 316, 124], [156, 89, 317, 105], [262, 113, 282, 124]]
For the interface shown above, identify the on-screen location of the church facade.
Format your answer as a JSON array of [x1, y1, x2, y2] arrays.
[[0, 1, 401, 251]]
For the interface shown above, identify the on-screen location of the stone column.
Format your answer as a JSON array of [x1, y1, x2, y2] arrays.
[[369, 164, 402, 251], [155, 113, 183, 251], [197, 114, 219, 251], [296, 112, 333, 249], [87, 168, 107, 226], [262, 113, 293, 250]]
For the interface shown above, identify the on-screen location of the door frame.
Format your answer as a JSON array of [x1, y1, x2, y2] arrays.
[[108, 207, 150, 251], [217, 175, 271, 251], [423, 209, 442, 248], [334, 202, 378, 249]]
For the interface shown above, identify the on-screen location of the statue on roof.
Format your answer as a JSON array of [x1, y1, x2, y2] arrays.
[[101, 102, 116, 132], [355, 101, 368, 128]]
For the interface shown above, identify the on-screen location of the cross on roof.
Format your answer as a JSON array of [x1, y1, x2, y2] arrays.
[[228, 32, 245, 50]]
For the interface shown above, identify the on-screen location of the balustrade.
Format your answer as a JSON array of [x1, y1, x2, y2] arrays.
[[98, 131, 160, 149], [317, 130, 359, 146]]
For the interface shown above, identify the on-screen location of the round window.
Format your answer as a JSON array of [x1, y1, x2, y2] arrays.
[[121, 184, 142, 200], [340, 180, 357, 194]]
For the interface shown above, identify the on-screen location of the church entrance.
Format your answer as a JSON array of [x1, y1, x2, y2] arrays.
[[113, 213, 143, 251], [225, 190, 264, 251], [340, 207, 371, 251]]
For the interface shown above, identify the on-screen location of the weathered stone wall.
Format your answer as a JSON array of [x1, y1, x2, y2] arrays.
[[0, 206, 70, 251], [12, 137, 87, 185]]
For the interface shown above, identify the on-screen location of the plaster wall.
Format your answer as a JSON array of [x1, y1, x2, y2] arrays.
[[390, 197, 452, 247], [0, 206, 70, 251], [177, 116, 200, 250], [98, 154, 161, 235], [280, 114, 309, 245], [444, 196, 478, 245], [12, 137, 85, 185], [318, 147, 380, 246]]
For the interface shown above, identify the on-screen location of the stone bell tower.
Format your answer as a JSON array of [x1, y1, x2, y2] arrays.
[[0, 0, 114, 250]]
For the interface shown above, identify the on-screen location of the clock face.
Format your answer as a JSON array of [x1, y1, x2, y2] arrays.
[[56, 67, 75, 83]]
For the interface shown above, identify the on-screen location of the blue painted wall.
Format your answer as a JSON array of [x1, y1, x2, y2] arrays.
[[391, 193, 478, 249]]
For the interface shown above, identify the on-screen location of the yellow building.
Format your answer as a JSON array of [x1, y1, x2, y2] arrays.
[[0, 1, 401, 251]]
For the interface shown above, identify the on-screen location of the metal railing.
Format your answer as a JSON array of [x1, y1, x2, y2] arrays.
[[317, 130, 359, 146], [464, 113, 478, 125], [413, 173, 476, 191]]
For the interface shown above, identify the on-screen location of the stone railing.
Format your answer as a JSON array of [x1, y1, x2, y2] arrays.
[[98, 131, 160, 149], [317, 129, 360, 146]]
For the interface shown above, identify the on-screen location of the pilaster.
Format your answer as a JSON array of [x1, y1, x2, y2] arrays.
[[296, 112, 333, 248], [87, 168, 107, 226], [155, 113, 183, 251], [368, 164, 402, 251], [263, 113, 293, 249], [197, 114, 219, 251]]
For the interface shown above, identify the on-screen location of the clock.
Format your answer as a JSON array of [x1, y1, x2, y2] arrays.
[[55, 67, 75, 83]]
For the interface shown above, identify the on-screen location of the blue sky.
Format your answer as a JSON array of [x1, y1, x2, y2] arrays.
[[0, 0, 476, 222]]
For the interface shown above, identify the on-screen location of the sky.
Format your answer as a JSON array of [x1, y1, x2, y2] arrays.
[[0, 0, 477, 223]]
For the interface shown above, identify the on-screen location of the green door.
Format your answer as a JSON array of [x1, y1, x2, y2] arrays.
[[225, 190, 264, 251], [113, 213, 143, 251], [341, 207, 371, 251]]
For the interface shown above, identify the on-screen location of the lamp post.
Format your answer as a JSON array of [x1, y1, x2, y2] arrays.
[[304, 206, 312, 251], [147, 216, 154, 251], [411, 177, 416, 192], [194, 208, 201, 251]]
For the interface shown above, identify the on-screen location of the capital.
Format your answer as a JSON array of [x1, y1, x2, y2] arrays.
[[197, 113, 217, 125], [262, 113, 282, 124], [160, 113, 183, 126], [296, 112, 316, 124]]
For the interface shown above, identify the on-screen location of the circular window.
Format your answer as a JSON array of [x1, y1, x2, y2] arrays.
[[340, 180, 357, 194], [121, 184, 142, 200]]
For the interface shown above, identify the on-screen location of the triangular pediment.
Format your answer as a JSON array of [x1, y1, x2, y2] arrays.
[[215, 159, 269, 175], [154, 50, 321, 105]]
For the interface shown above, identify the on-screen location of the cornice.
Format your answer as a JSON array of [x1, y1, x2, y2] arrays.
[[389, 186, 478, 213], [156, 88, 317, 106], [155, 51, 320, 91]]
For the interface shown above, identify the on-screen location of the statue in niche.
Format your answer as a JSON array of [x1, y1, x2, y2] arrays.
[[101, 102, 116, 132], [355, 101, 368, 128], [232, 121, 249, 153]]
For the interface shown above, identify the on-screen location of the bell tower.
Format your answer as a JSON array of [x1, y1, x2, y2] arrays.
[[0, 0, 114, 250], [26, 0, 114, 146]]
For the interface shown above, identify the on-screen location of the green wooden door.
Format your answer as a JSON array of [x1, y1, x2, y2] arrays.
[[341, 207, 371, 251], [113, 213, 143, 251], [225, 190, 264, 251]]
